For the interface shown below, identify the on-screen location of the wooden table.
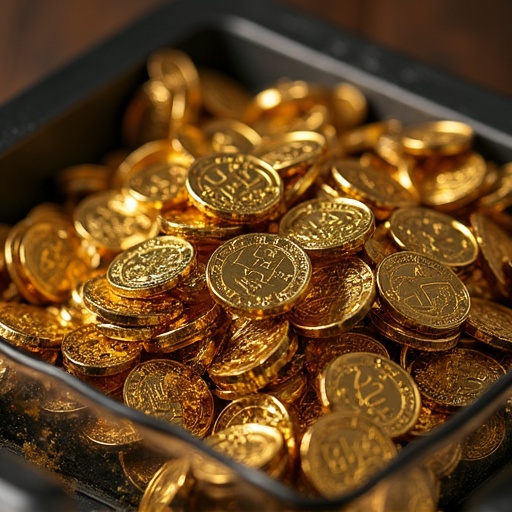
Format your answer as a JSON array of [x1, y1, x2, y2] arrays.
[[1, 0, 511, 105]]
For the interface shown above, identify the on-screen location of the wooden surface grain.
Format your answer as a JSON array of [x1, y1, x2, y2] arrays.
[[1, 0, 511, 105]]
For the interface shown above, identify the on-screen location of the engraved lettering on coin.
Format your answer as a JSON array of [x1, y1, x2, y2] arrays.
[[206, 234, 311, 317]]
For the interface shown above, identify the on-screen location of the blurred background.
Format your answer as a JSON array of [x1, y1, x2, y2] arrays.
[[1, 0, 511, 105]]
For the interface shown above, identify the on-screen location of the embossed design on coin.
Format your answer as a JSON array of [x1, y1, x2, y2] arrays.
[[107, 236, 195, 298], [289, 257, 375, 338], [279, 197, 375, 256], [300, 412, 397, 497], [411, 348, 505, 412], [186, 153, 283, 223], [74, 191, 158, 252], [389, 207, 478, 269], [461, 412, 506, 461], [123, 359, 214, 437], [83, 417, 141, 450], [320, 352, 421, 438], [465, 297, 512, 351], [206, 233, 311, 318], [62, 324, 141, 376], [377, 251, 470, 333]]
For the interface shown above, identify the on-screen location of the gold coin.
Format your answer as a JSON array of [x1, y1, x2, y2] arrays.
[[389, 207, 478, 270], [477, 162, 512, 212], [400, 120, 473, 156], [40, 385, 87, 419], [82, 275, 183, 327], [410, 348, 505, 413], [288, 257, 375, 338], [106, 236, 195, 299], [82, 417, 141, 451], [66, 367, 130, 396], [470, 212, 512, 299], [146, 299, 224, 353], [138, 458, 194, 512], [253, 130, 327, 177], [206, 233, 311, 318], [125, 160, 189, 210], [18, 218, 88, 304], [0, 302, 70, 349], [157, 205, 244, 244], [73, 191, 159, 253], [320, 352, 421, 438], [461, 411, 506, 461], [330, 82, 368, 130], [62, 324, 141, 376], [369, 307, 460, 351], [376, 251, 471, 334], [123, 359, 214, 437], [304, 331, 390, 378], [57, 163, 112, 199], [282, 161, 323, 209], [300, 411, 397, 498], [203, 423, 287, 480], [279, 197, 375, 258], [119, 447, 168, 493], [199, 67, 252, 119], [202, 118, 262, 154], [208, 317, 297, 394], [464, 297, 512, 351], [265, 371, 307, 405], [338, 119, 401, 154], [95, 322, 160, 342], [331, 158, 418, 216], [413, 152, 488, 210], [213, 393, 296, 459], [186, 153, 283, 224]]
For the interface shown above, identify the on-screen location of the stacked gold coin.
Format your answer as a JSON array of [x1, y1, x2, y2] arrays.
[[1, 46, 512, 512]]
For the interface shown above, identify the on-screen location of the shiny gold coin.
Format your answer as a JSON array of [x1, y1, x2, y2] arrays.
[[369, 307, 460, 351], [146, 299, 225, 353], [213, 393, 296, 459], [300, 411, 397, 498], [208, 317, 297, 394], [106, 236, 195, 299], [282, 161, 322, 209], [123, 359, 214, 437], [95, 322, 160, 343], [304, 331, 390, 378], [138, 458, 194, 512], [40, 385, 87, 418], [279, 197, 375, 258], [253, 130, 326, 177], [202, 118, 262, 154], [0, 302, 70, 349], [199, 67, 252, 119], [477, 161, 512, 212], [66, 367, 130, 396], [288, 257, 375, 338], [470, 212, 512, 299], [362, 235, 397, 268], [158, 205, 244, 245], [464, 297, 512, 351], [82, 417, 141, 451], [461, 411, 506, 461], [331, 158, 419, 217], [389, 207, 478, 270], [330, 82, 368, 130], [265, 371, 307, 405], [413, 152, 488, 210], [125, 160, 189, 211], [62, 324, 141, 376], [376, 251, 470, 334], [338, 119, 401, 154], [82, 275, 183, 327], [410, 348, 505, 413], [73, 191, 159, 253], [203, 423, 287, 480], [186, 153, 283, 223], [400, 120, 473, 156], [206, 233, 311, 318], [320, 352, 421, 438]]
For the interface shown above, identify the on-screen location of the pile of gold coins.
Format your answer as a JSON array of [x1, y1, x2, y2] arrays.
[[1, 47, 512, 511]]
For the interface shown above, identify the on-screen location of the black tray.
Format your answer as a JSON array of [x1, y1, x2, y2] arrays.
[[1, 0, 512, 510]]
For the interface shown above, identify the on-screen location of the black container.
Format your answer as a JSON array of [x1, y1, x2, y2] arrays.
[[1, 0, 512, 510]]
